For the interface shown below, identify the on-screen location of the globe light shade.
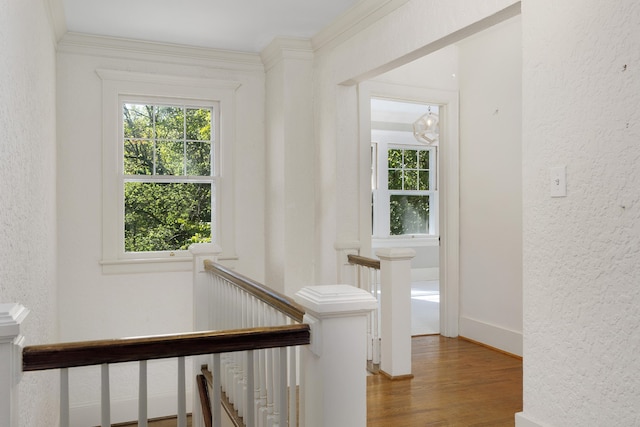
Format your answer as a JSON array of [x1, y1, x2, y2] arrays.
[[412, 111, 439, 144]]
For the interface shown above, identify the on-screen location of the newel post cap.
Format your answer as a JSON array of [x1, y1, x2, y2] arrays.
[[294, 285, 377, 317], [188, 243, 223, 256], [375, 247, 416, 261], [0, 304, 29, 341]]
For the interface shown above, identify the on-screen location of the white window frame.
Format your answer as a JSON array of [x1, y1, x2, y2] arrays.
[[371, 129, 439, 242], [98, 70, 240, 273]]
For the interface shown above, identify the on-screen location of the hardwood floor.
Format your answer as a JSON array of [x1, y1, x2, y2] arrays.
[[121, 335, 521, 427], [367, 335, 523, 427]]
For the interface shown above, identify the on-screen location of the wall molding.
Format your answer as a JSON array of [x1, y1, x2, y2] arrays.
[[260, 37, 314, 71], [57, 32, 264, 73], [459, 316, 522, 357]]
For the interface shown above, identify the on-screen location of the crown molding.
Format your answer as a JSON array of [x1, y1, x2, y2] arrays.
[[312, 0, 410, 53], [260, 37, 314, 71], [57, 32, 265, 73]]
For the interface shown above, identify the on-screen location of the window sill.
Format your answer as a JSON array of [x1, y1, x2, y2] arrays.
[[100, 254, 238, 275], [372, 236, 439, 248]]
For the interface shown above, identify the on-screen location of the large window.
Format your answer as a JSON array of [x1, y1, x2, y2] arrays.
[[372, 141, 438, 238], [122, 102, 215, 252], [98, 70, 238, 273]]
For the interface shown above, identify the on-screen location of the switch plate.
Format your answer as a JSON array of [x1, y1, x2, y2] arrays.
[[550, 166, 567, 197]]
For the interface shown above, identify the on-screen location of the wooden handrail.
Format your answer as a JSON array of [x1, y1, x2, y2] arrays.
[[204, 259, 306, 323], [347, 254, 381, 270], [23, 324, 310, 372]]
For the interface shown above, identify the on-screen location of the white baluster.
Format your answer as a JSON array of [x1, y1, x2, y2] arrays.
[[212, 354, 222, 427], [288, 346, 297, 427], [138, 361, 148, 427], [60, 368, 69, 427], [101, 364, 110, 427], [246, 350, 255, 427], [177, 357, 187, 427]]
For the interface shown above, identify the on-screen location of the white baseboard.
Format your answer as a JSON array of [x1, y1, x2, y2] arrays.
[[411, 267, 439, 282], [459, 316, 522, 357], [70, 392, 192, 427], [515, 412, 546, 427]]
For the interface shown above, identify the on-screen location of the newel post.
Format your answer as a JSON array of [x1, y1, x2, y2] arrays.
[[0, 303, 29, 427], [295, 285, 377, 427], [376, 247, 416, 379], [189, 243, 222, 427]]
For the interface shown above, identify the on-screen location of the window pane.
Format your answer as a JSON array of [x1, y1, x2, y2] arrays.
[[388, 149, 403, 169], [404, 170, 418, 190], [156, 141, 184, 175], [404, 149, 417, 169], [419, 171, 429, 190], [124, 139, 153, 175], [186, 108, 212, 141], [124, 182, 211, 252], [389, 195, 429, 235], [155, 106, 184, 140], [186, 141, 211, 176], [123, 104, 153, 139], [418, 150, 429, 170], [388, 169, 402, 190]]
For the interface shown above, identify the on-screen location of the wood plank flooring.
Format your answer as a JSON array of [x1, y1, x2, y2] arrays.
[[368, 335, 523, 426], [124, 335, 522, 427]]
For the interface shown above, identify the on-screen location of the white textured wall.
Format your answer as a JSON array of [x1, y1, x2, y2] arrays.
[[458, 16, 523, 355], [0, 0, 59, 426], [56, 39, 266, 424], [520, 0, 640, 425]]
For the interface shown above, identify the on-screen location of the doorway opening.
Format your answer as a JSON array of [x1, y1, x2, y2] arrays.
[[369, 97, 441, 335]]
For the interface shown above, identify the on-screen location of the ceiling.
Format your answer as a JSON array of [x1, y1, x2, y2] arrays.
[[61, 0, 361, 53]]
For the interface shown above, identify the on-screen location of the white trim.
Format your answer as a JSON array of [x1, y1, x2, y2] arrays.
[[260, 37, 314, 71], [98, 70, 239, 274], [459, 316, 522, 357], [358, 80, 459, 338], [515, 413, 547, 427], [58, 33, 264, 73]]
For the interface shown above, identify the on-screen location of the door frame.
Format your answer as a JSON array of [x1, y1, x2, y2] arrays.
[[357, 80, 459, 337]]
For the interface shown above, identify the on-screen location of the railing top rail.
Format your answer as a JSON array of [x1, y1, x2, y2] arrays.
[[204, 259, 306, 323], [347, 254, 381, 270], [22, 324, 310, 372]]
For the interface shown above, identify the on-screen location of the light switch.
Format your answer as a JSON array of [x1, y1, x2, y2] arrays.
[[550, 166, 566, 197]]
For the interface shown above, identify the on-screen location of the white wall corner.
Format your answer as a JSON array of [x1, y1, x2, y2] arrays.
[[45, 0, 67, 42]]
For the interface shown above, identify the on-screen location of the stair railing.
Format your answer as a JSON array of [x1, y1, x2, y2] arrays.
[[347, 254, 382, 372], [2, 245, 377, 427], [19, 315, 308, 427], [347, 248, 416, 379], [192, 257, 307, 427]]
